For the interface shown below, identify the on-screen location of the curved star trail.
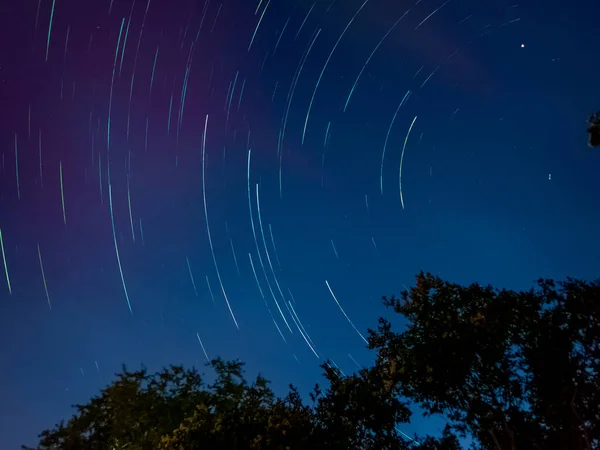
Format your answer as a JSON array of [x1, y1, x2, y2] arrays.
[[2, 0, 600, 447]]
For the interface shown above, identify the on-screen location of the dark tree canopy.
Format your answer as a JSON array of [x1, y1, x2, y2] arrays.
[[26, 272, 599, 450], [587, 112, 600, 147], [25, 356, 456, 450], [369, 272, 600, 450]]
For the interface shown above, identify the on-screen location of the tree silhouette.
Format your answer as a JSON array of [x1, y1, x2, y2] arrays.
[[368, 272, 600, 450], [157, 358, 318, 449], [587, 112, 600, 147], [25, 355, 457, 449], [25, 273, 599, 449]]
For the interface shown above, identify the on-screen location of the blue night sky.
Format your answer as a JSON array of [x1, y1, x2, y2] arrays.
[[1, 0, 599, 447]]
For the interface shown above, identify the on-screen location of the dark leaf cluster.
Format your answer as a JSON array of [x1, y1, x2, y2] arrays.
[[370, 272, 600, 449], [587, 111, 600, 147]]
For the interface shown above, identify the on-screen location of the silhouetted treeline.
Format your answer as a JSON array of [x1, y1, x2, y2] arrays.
[[26, 272, 600, 449]]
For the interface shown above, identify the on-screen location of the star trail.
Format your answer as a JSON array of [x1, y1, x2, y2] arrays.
[[1, 0, 600, 447]]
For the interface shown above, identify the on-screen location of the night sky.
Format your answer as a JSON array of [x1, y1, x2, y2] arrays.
[[1, 0, 600, 447]]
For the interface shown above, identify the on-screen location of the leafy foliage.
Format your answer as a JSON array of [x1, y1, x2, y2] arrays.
[[26, 364, 209, 450], [26, 272, 599, 449], [588, 112, 600, 147], [26, 357, 450, 450], [369, 272, 600, 449], [157, 359, 317, 449]]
